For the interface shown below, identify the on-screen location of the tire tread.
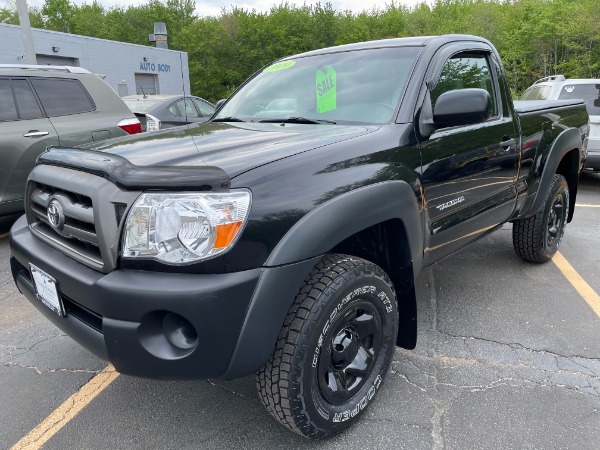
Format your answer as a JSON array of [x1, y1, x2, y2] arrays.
[[255, 254, 394, 438], [512, 174, 568, 263]]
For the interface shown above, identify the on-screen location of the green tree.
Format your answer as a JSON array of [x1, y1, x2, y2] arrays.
[[13, 0, 600, 99], [71, 1, 105, 38], [41, 0, 75, 32]]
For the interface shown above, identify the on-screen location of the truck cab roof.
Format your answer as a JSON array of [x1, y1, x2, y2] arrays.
[[287, 34, 493, 59]]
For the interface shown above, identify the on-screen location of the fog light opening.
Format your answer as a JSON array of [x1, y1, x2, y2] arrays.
[[162, 312, 198, 350]]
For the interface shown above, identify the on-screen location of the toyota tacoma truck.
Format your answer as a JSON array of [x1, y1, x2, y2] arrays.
[[9, 35, 589, 438]]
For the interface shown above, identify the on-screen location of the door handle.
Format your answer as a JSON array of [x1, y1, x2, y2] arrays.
[[500, 138, 515, 149], [23, 131, 50, 138]]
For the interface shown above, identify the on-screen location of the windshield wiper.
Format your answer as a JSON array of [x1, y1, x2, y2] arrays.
[[258, 116, 337, 125], [211, 116, 246, 123]]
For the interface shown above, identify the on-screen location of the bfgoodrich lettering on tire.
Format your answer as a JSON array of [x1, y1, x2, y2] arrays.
[[513, 174, 569, 263], [256, 254, 398, 438]]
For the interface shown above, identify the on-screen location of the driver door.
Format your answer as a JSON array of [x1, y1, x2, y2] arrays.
[[418, 51, 519, 265]]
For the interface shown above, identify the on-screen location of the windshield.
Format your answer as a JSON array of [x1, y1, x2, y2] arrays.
[[519, 84, 552, 100], [123, 98, 168, 114], [215, 47, 421, 125], [557, 83, 600, 115]]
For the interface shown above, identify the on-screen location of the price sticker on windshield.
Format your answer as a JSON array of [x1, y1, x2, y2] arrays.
[[264, 60, 296, 73], [316, 66, 337, 113]]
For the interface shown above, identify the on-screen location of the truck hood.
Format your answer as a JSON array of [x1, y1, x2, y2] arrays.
[[82, 122, 375, 178]]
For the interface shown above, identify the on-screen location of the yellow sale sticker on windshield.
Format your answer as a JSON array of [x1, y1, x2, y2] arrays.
[[264, 60, 296, 73], [316, 66, 336, 113]]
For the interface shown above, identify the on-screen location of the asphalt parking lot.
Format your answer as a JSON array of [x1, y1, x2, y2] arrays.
[[1, 173, 599, 450]]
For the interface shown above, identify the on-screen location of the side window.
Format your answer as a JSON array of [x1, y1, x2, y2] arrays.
[[12, 79, 44, 120], [167, 101, 181, 117], [30, 78, 95, 116], [431, 53, 498, 118], [520, 84, 552, 101], [168, 99, 199, 118], [193, 99, 215, 117], [0, 79, 18, 122]]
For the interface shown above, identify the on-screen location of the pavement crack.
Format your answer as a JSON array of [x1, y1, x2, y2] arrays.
[[526, 378, 600, 399], [402, 347, 600, 380], [2, 330, 65, 352], [1, 362, 101, 375], [363, 417, 431, 430], [428, 269, 439, 333], [440, 377, 517, 392], [206, 379, 249, 398], [395, 352, 600, 400], [25, 333, 65, 351], [395, 340, 600, 401], [430, 365, 446, 450], [1, 362, 44, 374], [436, 331, 600, 364], [390, 365, 428, 393]]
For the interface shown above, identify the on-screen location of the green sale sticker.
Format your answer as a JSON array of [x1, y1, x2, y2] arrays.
[[316, 66, 336, 113], [264, 60, 296, 72]]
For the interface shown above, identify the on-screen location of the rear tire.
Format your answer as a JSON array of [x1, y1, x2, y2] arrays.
[[256, 254, 398, 439], [512, 174, 569, 263]]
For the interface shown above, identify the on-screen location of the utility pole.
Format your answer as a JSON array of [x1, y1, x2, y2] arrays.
[[16, 0, 37, 64]]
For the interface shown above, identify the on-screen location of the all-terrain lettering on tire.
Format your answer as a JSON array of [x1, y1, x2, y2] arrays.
[[256, 254, 399, 439], [332, 374, 382, 423]]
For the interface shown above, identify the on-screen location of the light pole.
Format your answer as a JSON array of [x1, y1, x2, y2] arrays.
[[16, 0, 37, 64]]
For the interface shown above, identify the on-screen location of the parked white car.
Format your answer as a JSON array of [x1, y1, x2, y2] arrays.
[[520, 75, 599, 170]]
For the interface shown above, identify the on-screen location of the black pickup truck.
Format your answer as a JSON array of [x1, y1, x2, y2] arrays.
[[9, 35, 589, 438]]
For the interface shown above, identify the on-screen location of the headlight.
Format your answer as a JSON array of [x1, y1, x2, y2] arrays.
[[122, 190, 251, 264]]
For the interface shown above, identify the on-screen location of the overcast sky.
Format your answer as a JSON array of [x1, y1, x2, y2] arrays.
[[7, 0, 432, 18]]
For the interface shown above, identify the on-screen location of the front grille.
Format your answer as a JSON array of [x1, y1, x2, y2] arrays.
[[29, 182, 103, 267], [26, 164, 142, 273]]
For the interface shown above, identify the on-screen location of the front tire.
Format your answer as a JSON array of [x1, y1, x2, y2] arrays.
[[256, 254, 398, 439], [513, 174, 569, 263]]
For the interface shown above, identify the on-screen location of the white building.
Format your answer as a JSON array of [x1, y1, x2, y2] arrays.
[[0, 23, 191, 96]]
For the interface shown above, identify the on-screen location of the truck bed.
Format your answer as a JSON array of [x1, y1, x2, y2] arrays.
[[514, 99, 585, 113]]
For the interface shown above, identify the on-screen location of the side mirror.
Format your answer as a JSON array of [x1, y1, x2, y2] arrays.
[[215, 99, 226, 110], [433, 88, 491, 128]]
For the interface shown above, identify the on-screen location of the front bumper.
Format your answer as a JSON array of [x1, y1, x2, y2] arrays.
[[10, 215, 261, 380]]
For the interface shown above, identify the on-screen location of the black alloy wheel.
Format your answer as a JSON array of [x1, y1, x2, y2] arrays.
[[546, 191, 567, 248], [317, 301, 382, 405]]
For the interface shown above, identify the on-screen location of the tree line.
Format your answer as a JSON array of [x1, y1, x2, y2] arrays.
[[1, 0, 599, 102]]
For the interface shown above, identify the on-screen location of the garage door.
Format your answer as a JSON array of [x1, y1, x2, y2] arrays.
[[36, 55, 78, 66], [135, 73, 158, 95]]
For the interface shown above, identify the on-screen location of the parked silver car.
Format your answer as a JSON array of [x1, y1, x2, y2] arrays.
[[520, 75, 599, 170], [0, 64, 141, 217], [122, 94, 215, 132]]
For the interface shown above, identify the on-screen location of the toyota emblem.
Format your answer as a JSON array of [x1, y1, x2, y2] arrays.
[[47, 200, 64, 230]]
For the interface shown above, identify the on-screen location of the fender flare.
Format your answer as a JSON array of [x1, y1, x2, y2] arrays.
[[266, 180, 423, 275], [222, 181, 423, 379], [524, 128, 582, 220]]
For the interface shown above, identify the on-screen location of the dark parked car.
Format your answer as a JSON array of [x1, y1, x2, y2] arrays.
[[122, 94, 215, 131], [0, 64, 141, 217]]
